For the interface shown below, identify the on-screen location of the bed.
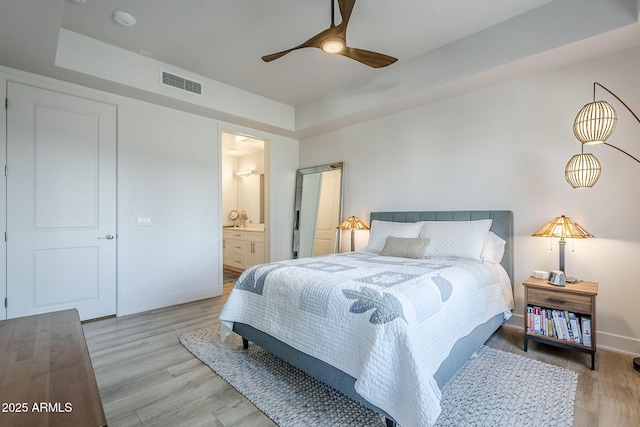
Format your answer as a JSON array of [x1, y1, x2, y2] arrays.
[[220, 210, 514, 427]]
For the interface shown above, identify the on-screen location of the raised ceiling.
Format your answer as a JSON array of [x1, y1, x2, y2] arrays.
[[1, 0, 639, 137], [59, 0, 554, 106]]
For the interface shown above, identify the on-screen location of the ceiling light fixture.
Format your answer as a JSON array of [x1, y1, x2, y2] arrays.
[[321, 37, 345, 54], [113, 11, 136, 28]]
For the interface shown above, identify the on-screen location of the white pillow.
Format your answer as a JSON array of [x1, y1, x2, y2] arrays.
[[481, 231, 507, 264], [419, 219, 492, 261], [362, 220, 424, 254]]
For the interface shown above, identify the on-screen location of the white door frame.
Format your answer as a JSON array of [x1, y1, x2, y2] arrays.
[[4, 78, 118, 320], [0, 76, 8, 320]]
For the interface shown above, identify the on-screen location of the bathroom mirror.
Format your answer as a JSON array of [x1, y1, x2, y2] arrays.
[[293, 162, 344, 258], [237, 173, 264, 224]]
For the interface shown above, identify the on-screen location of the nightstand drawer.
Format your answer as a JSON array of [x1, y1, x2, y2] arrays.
[[527, 288, 591, 313]]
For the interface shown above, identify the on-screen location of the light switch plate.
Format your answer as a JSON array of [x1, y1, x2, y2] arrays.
[[136, 216, 152, 226]]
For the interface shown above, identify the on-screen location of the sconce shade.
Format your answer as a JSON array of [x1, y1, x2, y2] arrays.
[[565, 152, 602, 188], [573, 101, 617, 145], [532, 215, 594, 239], [337, 216, 370, 231]]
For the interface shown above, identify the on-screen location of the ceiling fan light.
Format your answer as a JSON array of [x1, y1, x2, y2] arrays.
[[565, 153, 602, 188], [573, 101, 617, 145], [321, 38, 345, 54]]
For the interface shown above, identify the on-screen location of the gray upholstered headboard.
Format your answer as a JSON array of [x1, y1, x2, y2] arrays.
[[369, 210, 514, 286]]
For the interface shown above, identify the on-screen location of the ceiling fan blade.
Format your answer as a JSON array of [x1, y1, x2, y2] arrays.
[[262, 28, 335, 62], [262, 47, 301, 63], [337, 0, 356, 27], [341, 47, 397, 68]]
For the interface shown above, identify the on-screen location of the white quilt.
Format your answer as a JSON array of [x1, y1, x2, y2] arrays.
[[220, 251, 514, 427]]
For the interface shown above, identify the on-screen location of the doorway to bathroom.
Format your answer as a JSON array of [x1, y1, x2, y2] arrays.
[[221, 131, 266, 280]]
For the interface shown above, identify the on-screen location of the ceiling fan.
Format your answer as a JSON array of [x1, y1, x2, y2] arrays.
[[262, 0, 397, 68]]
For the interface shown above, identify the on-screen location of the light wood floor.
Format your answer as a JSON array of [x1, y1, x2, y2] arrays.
[[83, 283, 640, 426]]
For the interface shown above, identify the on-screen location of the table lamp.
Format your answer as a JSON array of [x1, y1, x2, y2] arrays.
[[532, 215, 594, 282], [337, 216, 369, 252]]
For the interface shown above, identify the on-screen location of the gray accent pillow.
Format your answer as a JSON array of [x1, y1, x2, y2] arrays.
[[380, 237, 431, 259]]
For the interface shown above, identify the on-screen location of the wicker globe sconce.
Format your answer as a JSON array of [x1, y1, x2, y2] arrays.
[[565, 152, 601, 188], [573, 101, 617, 145]]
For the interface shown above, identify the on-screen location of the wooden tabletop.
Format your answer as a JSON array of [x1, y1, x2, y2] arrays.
[[0, 309, 107, 427], [523, 276, 599, 295]]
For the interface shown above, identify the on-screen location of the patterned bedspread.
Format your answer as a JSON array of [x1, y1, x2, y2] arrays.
[[220, 251, 514, 427]]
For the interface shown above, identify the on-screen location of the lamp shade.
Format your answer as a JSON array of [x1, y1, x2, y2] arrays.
[[337, 216, 369, 231], [532, 215, 594, 239], [565, 152, 601, 188], [573, 101, 617, 145], [532, 215, 593, 274]]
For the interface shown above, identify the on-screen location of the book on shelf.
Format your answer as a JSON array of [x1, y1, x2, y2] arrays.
[[582, 316, 592, 346], [527, 305, 591, 346], [552, 309, 564, 341], [569, 312, 582, 344]]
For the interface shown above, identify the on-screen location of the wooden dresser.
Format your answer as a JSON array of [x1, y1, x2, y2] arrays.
[[0, 309, 107, 426]]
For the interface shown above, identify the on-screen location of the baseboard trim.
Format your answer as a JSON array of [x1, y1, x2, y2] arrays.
[[118, 287, 219, 317]]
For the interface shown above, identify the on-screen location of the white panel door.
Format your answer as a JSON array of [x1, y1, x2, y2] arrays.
[[6, 82, 117, 320], [313, 169, 341, 256]]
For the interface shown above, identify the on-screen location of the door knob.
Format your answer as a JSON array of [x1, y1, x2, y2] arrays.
[[98, 234, 115, 240]]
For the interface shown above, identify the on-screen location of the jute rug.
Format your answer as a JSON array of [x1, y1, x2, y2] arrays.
[[179, 326, 577, 427]]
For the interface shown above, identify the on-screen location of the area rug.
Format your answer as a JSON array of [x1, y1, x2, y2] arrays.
[[179, 327, 577, 427]]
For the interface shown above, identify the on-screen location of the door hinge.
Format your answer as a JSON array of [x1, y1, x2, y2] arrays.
[[4, 298, 6, 308], [4, 165, 6, 176], [4, 231, 6, 242], [4, 98, 7, 109]]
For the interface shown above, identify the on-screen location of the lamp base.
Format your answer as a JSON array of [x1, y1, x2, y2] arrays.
[[634, 357, 640, 373]]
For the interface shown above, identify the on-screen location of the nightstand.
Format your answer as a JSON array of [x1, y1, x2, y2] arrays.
[[523, 277, 598, 370]]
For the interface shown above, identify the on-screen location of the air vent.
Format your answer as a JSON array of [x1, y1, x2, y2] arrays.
[[161, 70, 203, 96]]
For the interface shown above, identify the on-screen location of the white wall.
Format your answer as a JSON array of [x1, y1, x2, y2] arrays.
[[299, 46, 640, 355], [117, 98, 221, 315]]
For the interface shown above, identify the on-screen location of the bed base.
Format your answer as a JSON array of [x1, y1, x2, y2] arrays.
[[234, 313, 504, 426]]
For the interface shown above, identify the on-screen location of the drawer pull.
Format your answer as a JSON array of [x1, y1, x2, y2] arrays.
[[547, 297, 567, 305]]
